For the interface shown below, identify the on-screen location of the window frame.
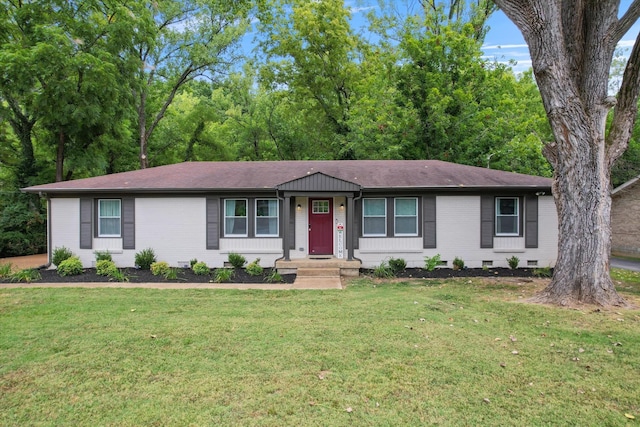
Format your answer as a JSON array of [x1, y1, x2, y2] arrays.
[[394, 197, 419, 236], [255, 198, 279, 237], [495, 197, 520, 236], [224, 198, 248, 237], [362, 198, 387, 237], [312, 200, 330, 214], [97, 199, 122, 237]]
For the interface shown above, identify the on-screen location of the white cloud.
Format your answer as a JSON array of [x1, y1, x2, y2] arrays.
[[482, 43, 529, 50]]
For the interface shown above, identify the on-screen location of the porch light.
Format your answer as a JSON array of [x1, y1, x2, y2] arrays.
[[340, 203, 345, 209], [297, 204, 302, 210]]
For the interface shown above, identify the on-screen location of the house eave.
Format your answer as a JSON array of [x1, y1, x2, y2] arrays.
[[23, 184, 552, 197]]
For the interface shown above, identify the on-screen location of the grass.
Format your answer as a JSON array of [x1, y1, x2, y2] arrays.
[[1, 276, 639, 426]]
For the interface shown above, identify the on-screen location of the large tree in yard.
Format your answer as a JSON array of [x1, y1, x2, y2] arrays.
[[494, 0, 640, 306]]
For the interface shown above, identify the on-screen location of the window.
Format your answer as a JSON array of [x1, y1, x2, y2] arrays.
[[312, 200, 330, 214], [496, 197, 519, 235], [98, 199, 121, 237], [395, 198, 418, 236], [225, 199, 247, 236], [256, 199, 278, 236], [363, 198, 386, 236]]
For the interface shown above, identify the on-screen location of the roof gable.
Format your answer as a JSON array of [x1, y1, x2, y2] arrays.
[[277, 172, 361, 192]]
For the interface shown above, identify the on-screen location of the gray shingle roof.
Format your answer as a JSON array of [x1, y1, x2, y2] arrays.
[[23, 160, 552, 193]]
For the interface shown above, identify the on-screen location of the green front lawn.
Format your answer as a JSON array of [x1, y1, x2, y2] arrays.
[[1, 275, 639, 426]]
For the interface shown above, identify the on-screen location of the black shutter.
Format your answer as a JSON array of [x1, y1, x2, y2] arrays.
[[122, 198, 135, 250], [525, 195, 539, 248], [79, 198, 93, 249], [354, 199, 362, 249], [423, 195, 437, 248], [480, 195, 494, 248], [206, 197, 220, 250]]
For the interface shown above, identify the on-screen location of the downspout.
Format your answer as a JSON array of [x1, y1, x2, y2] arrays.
[[42, 192, 52, 268], [274, 190, 286, 265], [351, 190, 363, 263]]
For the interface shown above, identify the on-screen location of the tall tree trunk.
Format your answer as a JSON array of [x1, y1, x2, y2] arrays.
[[494, 0, 640, 306], [56, 131, 65, 182], [138, 90, 149, 169], [534, 118, 625, 306], [10, 117, 36, 189], [184, 121, 204, 161]]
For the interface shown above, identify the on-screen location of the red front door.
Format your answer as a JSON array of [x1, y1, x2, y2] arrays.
[[309, 198, 333, 255]]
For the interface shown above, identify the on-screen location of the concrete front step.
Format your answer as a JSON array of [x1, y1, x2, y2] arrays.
[[276, 258, 361, 277], [292, 276, 343, 289], [296, 267, 340, 278]]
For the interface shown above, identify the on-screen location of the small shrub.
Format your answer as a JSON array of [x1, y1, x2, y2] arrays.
[[507, 256, 520, 270], [266, 270, 283, 283], [228, 253, 246, 269], [96, 260, 118, 277], [58, 256, 83, 276], [424, 254, 442, 272], [135, 248, 156, 270], [52, 246, 74, 266], [373, 261, 394, 278], [109, 269, 129, 282], [533, 266, 552, 278], [0, 263, 12, 278], [94, 251, 112, 262], [190, 258, 198, 268], [388, 258, 407, 274], [214, 268, 234, 283], [165, 268, 178, 280], [192, 261, 210, 276], [10, 268, 41, 283], [246, 258, 263, 276], [452, 256, 465, 271], [150, 261, 170, 276]]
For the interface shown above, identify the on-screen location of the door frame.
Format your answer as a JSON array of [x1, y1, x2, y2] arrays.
[[308, 198, 334, 255]]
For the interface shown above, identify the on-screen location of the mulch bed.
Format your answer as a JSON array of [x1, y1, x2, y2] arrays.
[[382, 267, 550, 279], [2, 266, 548, 284], [4, 267, 296, 284]]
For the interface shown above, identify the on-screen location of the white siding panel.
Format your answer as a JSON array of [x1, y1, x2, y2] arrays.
[[220, 238, 283, 266], [529, 196, 558, 267], [50, 198, 91, 266], [494, 237, 526, 252], [132, 198, 212, 267], [93, 238, 123, 253], [435, 196, 484, 267], [357, 237, 424, 267]]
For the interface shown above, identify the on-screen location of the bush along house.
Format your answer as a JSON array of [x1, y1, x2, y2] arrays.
[[23, 160, 557, 276]]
